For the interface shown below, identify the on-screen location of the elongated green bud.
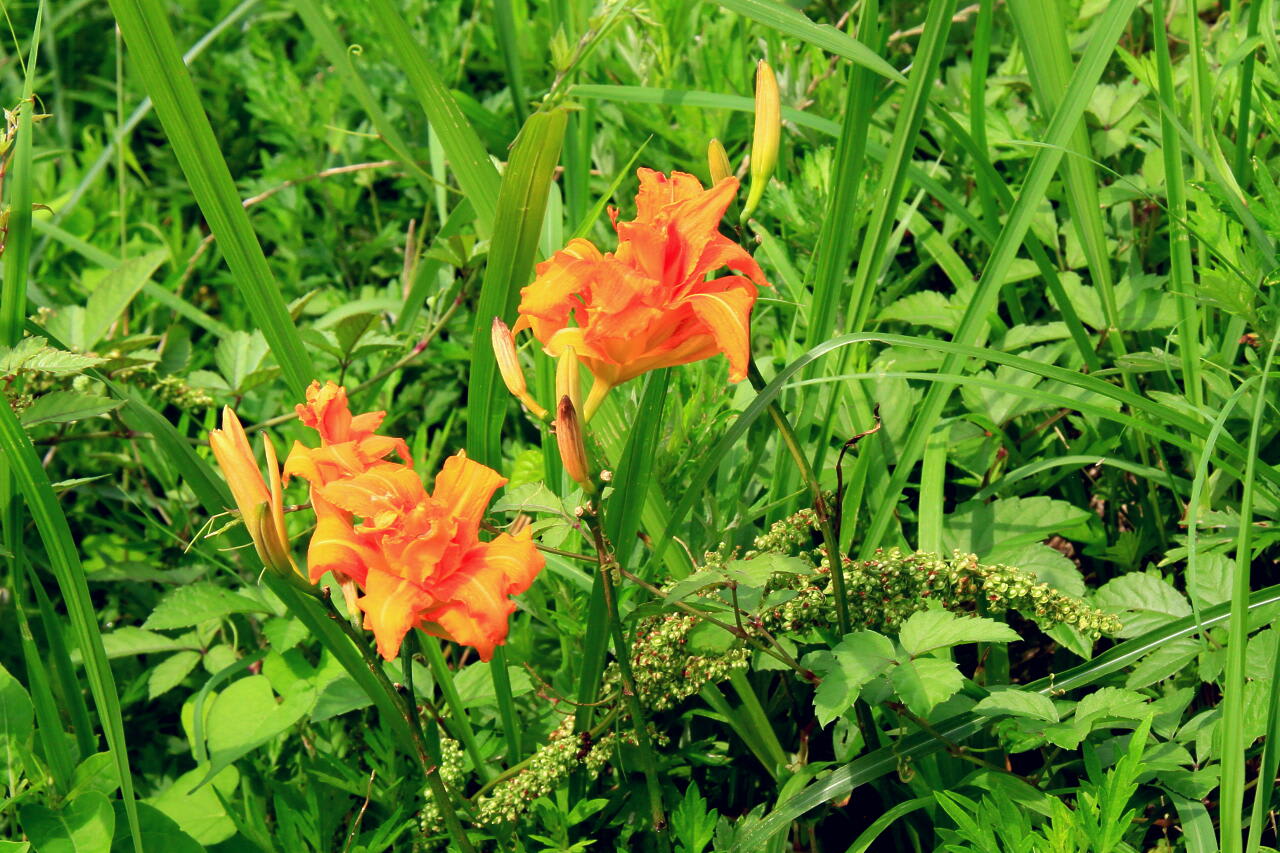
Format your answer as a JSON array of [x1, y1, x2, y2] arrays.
[[707, 138, 733, 185], [742, 59, 780, 222]]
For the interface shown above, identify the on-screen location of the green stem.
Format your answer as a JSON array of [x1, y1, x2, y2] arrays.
[[590, 520, 669, 839], [318, 593, 477, 853], [748, 362, 851, 636], [419, 632, 495, 781]]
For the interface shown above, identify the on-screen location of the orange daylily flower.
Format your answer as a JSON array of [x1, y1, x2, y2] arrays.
[[514, 168, 770, 419], [284, 382, 544, 661], [208, 407, 308, 587]]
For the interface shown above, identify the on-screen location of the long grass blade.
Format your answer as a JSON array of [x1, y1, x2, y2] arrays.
[[0, 400, 144, 852], [465, 108, 568, 467], [107, 0, 316, 397], [857, 0, 1139, 556], [715, 0, 904, 84], [365, 0, 501, 236]]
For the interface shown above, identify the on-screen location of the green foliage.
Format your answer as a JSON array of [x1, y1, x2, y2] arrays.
[[4, 0, 1280, 850]]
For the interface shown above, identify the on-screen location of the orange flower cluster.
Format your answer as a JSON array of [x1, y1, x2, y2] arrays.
[[282, 382, 543, 661], [514, 168, 769, 416]]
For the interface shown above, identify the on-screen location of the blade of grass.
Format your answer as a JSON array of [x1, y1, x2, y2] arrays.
[[576, 370, 670, 735], [801, 0, 878, 352], [293, 0, 435, 192], [1150, 0, 1203, 413], [25, 561, 96, 759], [1232, 0, 1264, 187], [0, 5, 38, 346], [844, 0, 957, 335], [465, 107, 567, 467], [715, 0, 904, 84], [857, 0, 1139, 557], [13, 578, 75, 794], [1222, 320, 1280, 851], [493, 0, 527, 123], [107, 0, 316, 398], [365, 0, 500, 236], [731, 582, 1280, 850], [35, 0, 259, 262], [0, 398, 143, 852]]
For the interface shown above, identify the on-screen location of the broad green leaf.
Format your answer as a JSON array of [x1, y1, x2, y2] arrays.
[[809, 632, 897, 727], [1095, 572, 1192, 637], [941, 496, 1095, 560], [0, 662, 34, 782], [891, 658, 964, 717], [81, 249, 169, 350], [146, 765, 239, 845], [1126, 638, 1200, 690], [974, 690, 1060, 723], [68, 752, 120, 801], [20, 791, 116, 853], [143, 584, 270, 631], [111, 803, 204, 853], [899, 609, 1019, 657], [148, 651, 203, 700], [19, 391, 123, 428], [101, 627, 188, 658], [201, 676, 315, 782]]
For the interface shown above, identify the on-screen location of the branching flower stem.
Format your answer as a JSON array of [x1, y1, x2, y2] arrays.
[[747, 362, 851, 636], [588, 518, 670, 840], [319, 591, 478, 853], [616, 567, 816, 684]]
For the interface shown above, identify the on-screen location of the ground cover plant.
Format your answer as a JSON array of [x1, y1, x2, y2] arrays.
[[2, 0, 1280, 849]]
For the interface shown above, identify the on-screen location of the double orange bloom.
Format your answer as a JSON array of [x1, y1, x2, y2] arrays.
[[223, 381, 544, 662], [515, 168, 769, 415]]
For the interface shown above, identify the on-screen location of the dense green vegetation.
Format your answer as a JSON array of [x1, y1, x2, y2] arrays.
[[3, 0, 1280, 850]]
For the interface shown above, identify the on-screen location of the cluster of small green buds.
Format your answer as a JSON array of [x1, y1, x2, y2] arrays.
[[417, 737, 466, 842], [750, 507, 819, 554], [475, 715, 616, 826], [758, 548, 1120, 639], [615, 613, 750, 711]]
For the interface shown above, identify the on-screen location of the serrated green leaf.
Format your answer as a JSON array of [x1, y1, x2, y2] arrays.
[[149, 651, 203, 700], [809, 632, 898, 727], [891, 658, 964, 717], [143, 584, 270, 631], [1095, 572, 1191, 637], [898, 609, 1019, 657], [19, 391, 123, 428], [974, 690, 1060, 723], [82, 249, 169, 349], [0, 336, 103, 376]]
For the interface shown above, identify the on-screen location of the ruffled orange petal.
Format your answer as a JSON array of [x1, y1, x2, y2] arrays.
[[305, 494, 376, 585], [358, 566, 438, 661], [431, 452, 507, 542], [686, 284, 756, 383], [420, 531, 544, 661]]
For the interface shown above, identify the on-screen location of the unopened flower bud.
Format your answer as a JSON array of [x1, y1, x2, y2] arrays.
[[492, 316, 548, 420], [555, 395, 594, 493], [742, 59, 780, 222], [556, 346, 583, 415], [209, 407, 312, 592], [708, 138, 733, 185]]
